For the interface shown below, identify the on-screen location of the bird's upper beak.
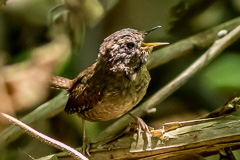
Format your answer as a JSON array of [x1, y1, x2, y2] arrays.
[[141, 26, 169, 51], [140, 42, 169, 51]]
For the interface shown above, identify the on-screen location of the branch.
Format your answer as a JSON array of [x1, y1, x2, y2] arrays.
[[147, 16, 240, 70], [199, 97, 240, 159], [95, 25, 240, 142], [39, 115, 240, 160], [0, 112, 88, 160]]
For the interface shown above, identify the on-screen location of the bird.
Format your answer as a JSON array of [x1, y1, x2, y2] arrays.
[[50, 26, 168, 155]]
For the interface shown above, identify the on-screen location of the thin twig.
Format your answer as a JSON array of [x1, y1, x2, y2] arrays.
[[0, 91, 68, 149], [95, 25, 240, 142], [0, 112, 88, 160], [200, 97, 240, 119]]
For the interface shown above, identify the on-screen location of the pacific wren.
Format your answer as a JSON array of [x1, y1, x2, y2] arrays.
[[50, 26, 168, 154]]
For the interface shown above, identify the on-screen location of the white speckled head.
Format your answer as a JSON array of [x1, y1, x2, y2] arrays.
[[98, 27, 168, 75]]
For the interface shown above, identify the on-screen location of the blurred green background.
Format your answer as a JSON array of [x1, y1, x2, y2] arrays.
[[0, 0, 240, 159]]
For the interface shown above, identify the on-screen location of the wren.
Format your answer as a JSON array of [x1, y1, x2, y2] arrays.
[[50, 26, 168, 155]]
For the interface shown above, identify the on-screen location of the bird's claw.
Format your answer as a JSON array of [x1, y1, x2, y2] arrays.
[[82, 139, 91, 156], [128, 113, 152, 149], [135, 116, 151, 149]]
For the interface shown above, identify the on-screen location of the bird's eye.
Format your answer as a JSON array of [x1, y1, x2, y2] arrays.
[[126, 42, 135, 49]]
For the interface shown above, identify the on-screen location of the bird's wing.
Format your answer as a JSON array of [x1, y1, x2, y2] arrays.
[[64, 62, 102, 114]]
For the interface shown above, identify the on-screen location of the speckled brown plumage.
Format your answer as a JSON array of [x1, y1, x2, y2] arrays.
[[64, 28, 152, 121], [50, 26, 168, 154]]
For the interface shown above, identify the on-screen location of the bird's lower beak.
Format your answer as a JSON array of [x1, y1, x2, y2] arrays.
[[141, 42, 169, 51]]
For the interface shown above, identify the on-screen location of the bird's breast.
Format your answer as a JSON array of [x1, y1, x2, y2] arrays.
[[78, 67, 151, 121]]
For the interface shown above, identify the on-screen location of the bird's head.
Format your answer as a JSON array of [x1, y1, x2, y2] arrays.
[[98, 26, 168, 75]]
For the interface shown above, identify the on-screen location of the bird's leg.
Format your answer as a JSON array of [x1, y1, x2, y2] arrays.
[[82, 119, 90, 156], [128, 113, 151, 149]]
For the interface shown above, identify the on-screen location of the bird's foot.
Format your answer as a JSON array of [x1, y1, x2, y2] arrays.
[[135, 116, 152, 149], [128, 113, 152, 149], [82, 139, 91, 156]]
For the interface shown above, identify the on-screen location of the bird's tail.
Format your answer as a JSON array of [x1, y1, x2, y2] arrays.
[[49, 76, 73, 90]]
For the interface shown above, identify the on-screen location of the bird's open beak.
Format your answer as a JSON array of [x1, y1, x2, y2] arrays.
[[141, 26, 169, 50], [140, 42, 169, 51]]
